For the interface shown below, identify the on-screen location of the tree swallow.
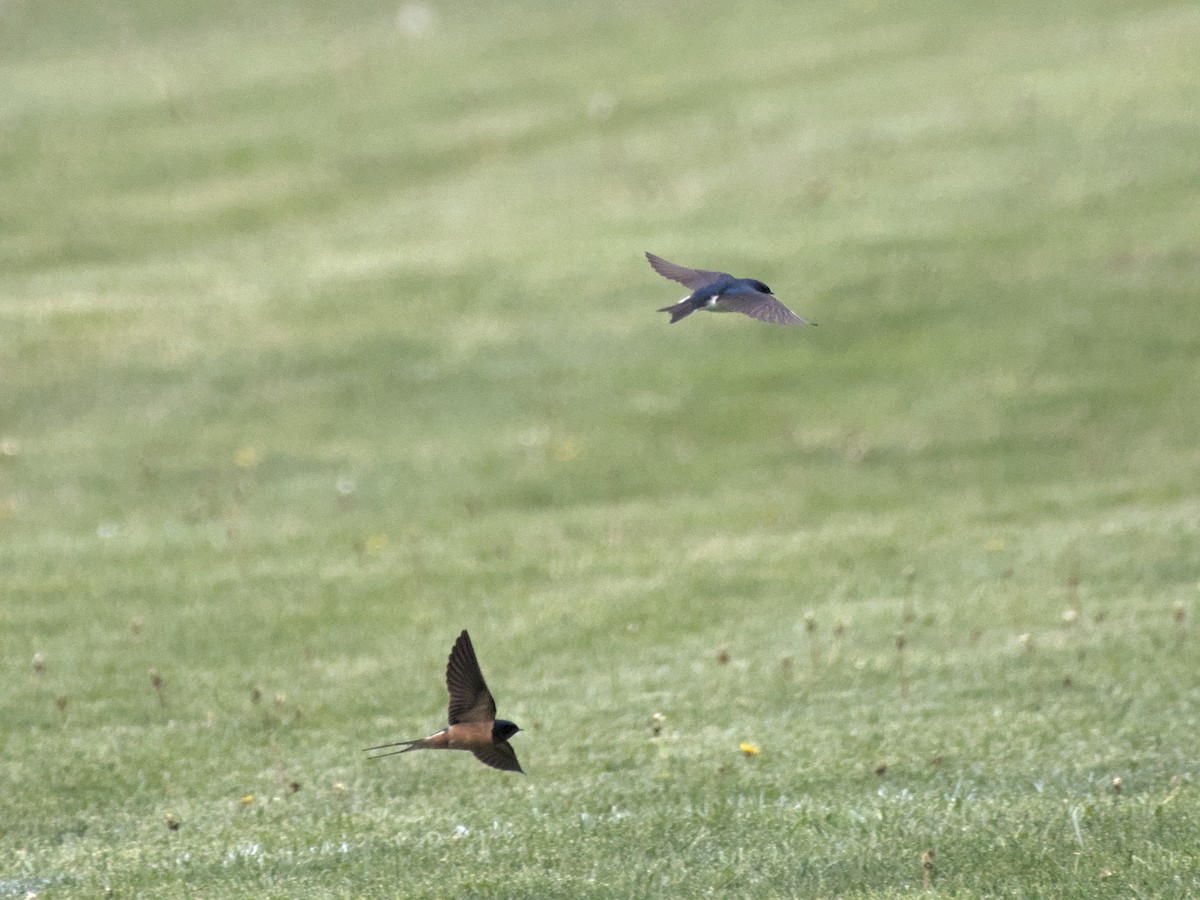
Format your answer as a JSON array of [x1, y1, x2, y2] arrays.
[[646, 252, 814, 325], [365, 630, 524, 773]]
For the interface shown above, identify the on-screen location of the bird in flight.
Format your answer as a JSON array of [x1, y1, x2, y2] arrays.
[[646, 252, 814, 325], [365, 630, 524, 773]]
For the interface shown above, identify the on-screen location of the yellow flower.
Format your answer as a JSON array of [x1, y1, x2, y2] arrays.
[[739, 742, 761, 757], [365, 533, 388, 555], [240, 795, 255, 804], [984, 538, 1006, 551], [552, 438, 580, 462], [234, 446, 261, 470]]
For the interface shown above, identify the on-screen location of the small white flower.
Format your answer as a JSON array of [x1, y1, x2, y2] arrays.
[[397, 3, 435, 37]]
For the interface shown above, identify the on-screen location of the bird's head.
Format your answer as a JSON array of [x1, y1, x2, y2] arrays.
[[492, 719, 522, 742], [749, 279, 773, 295]]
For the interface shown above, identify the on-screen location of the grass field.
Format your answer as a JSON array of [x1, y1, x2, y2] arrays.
[[3, 0, 1200, 895]]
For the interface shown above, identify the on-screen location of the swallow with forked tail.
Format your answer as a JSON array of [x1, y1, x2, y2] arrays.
[[647, 252, 814, 325], [365, 630, 523, 773]]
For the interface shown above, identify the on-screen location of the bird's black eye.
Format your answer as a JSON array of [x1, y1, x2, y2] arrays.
[[754, 280, 772, 294]]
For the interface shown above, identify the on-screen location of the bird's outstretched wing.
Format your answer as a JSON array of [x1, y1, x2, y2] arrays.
[[645, 252, 726, 290], [472, 741, 524, 773], [446, 630, 497, 725], [721, 292, 810, 325]]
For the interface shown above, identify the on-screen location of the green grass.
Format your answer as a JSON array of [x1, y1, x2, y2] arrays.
[[3, 0, 1200, 895]]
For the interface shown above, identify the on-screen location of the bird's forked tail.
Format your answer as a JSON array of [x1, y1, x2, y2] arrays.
[[657, 300, 694, 323], [363, 738, 426, 759]]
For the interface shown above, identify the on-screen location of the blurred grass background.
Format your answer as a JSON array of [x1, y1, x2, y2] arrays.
[[2, 0, 1199, 895]]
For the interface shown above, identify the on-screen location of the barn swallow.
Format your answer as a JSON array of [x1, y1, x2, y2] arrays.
[[646, 252, 814, 325], [365, 630, 523, 773]]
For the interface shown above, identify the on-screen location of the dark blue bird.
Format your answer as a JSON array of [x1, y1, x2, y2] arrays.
[[646, 252, 814, 326]]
